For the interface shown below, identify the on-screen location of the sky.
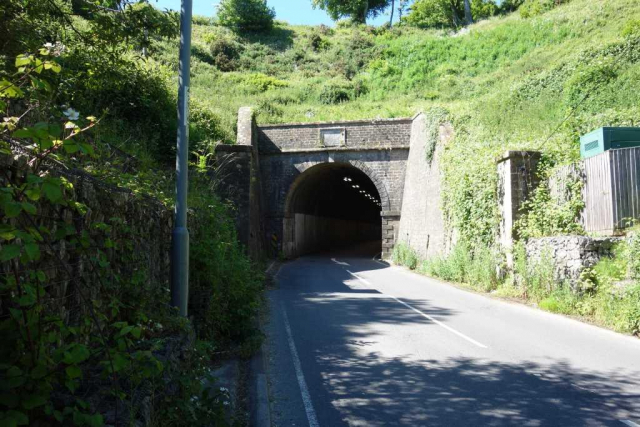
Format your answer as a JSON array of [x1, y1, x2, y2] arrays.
[[151, 0, 397, 26]]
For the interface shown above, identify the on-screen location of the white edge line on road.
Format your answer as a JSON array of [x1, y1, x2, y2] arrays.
[[346, 270, 373, 286], [621, 420, 640, 427], [281, 302, 320, 427], [346, 270, 488, 349]]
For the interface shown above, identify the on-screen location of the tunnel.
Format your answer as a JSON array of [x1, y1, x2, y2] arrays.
[[283, 163, 383, 258]]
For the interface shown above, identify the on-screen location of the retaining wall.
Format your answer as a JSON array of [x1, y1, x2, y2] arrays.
[[525, 236, 621, 285], [397, 113, 452, 259]]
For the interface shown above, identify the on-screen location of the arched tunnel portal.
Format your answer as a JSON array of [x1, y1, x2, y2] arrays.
[[283, 162, 384, 258]]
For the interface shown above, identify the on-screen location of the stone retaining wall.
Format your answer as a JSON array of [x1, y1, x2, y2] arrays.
[[525, 236, 621, 284]]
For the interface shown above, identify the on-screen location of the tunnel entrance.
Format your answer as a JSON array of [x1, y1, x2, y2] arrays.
[[283, 163, 383, 258]]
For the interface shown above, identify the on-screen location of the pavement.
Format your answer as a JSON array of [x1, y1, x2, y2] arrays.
[[263, 248, 640, 427]]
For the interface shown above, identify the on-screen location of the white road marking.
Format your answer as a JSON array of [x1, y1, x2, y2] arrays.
[[331, 258, 350, 266], [346, 270, 488, 349], [346, 270, 372, 286], [281, 302, 320, 427], [621, 420, 640, 427], [388, 295, 489, 349]]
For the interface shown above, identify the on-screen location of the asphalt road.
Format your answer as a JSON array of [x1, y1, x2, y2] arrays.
[[264, 249, 640, 427]]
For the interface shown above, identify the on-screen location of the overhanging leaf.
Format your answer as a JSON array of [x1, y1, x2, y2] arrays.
[[0, 244, 21, 262], [42, 181, 62, 202]]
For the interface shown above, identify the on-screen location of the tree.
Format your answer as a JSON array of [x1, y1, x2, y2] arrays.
[[405, 0, 497, 29], [311, 0, 391, 24], [397, 0, 411, 22], [217, 0, 275, 33], [464, 0, 473, 24]]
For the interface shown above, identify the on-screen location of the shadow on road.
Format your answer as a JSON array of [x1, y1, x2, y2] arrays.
[[314, 353, 640, 426], [268, 248, 640, 426]]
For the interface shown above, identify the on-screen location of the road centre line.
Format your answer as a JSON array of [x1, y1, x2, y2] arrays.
[[346, 270, 489, 349], [281, 302, 320, 427]]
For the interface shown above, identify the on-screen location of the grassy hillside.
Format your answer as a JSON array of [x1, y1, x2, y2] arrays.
[[155, 0, 640, 245]]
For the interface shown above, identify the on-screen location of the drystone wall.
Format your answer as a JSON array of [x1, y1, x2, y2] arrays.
[[0, 151, 173, 316], [525, 236, 621, 285]]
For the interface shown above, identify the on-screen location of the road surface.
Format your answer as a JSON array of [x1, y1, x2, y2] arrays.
[[263, 251, 640, 426]]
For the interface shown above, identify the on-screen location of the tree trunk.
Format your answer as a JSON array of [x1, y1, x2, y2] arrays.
[[389, 0, 395, 26], [450, 3, 461, 28], [464, 0, 473, 25], [362, 0, 369, 23]]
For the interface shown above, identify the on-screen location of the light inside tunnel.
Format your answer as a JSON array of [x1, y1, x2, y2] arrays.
[[284, 163, 383, 257]]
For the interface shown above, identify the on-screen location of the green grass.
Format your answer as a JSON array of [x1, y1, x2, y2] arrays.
[[393, 238, 640, 336], [149, 0, 640, 246]]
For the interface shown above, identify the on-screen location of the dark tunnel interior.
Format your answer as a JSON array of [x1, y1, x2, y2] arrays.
[[284, 163, 382, 257]]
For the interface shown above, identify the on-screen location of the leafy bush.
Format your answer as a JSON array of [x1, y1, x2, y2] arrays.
[[499, 0, 526, 13], [244, 73, 288, 91], [189, 100, 229, 151], [192, 14, 213, 26], [513, 242, 557, 300], [188, 174, 264, 344], [392, 243, 419, 270], [309, 33, 331, 52], [406, 0, 498, 29], [209, 35, 243, 71], [622, 19, 640, 38], [319, 79, 357, 104], [420, 241, 502, 291], [564, 60, 618, 109], [520, 0, 571, 18], [516, 177, 585, 240], [217, 0, 275, 33]]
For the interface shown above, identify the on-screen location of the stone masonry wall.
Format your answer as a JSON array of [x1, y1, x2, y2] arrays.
[[214, 108, 265, 259], [497, 151, 543, 266], [257, 117, 412, 258], [0, 151, 173, 319], [258, 118, 412, 153], [525, 236, 621, 285], [260, 149, 409, 256], [397, 113, 452, 259]]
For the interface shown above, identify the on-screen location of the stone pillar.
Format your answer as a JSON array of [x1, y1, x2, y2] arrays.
[[497, 151, 542, 264], [381, 210, 401, 259], [213, 107, 264, 259]]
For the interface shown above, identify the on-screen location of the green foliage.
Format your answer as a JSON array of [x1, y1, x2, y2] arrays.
[[392, 243, 419, 270], [311, 0, 391, 24], [516, 168, 585, 240], [319, 79, 359, 104], [0, 51, 179, 426], [209, 33, 244, 71], [422, 241, 502, 292], [217, 0, 275, 33], [499, 0, 526, 12], [513, 242, 557, 300], [243, 73, 289, 92], [309, 33, 331, 52], [406, 0, 498, 29], [520, 0, 571, 18], [157, 340, 230, 426], [622, 19, 640, 38], [165, 0, 640, 252], [0, 13, 259, 421], [188, 174, 264, 345]]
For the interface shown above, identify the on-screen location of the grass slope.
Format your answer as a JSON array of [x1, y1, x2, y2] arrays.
[[153, 0, 640, 244]]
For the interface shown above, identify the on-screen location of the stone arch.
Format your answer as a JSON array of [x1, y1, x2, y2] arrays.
[[281, 160, 388, 258], [282, 160, 391, 215]]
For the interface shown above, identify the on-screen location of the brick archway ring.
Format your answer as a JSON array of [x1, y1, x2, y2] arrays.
[[282, 160, 391, 215]]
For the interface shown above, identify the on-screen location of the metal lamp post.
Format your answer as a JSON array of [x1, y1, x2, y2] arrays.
[[171, 0, 193, 317]]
